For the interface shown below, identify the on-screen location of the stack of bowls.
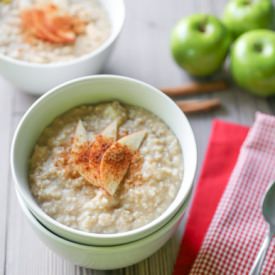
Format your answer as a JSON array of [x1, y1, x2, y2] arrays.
[[11, 75, 197, 269]]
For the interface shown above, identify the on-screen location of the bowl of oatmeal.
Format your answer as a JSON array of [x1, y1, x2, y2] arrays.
[[11, 75, 197, 246], [0, 0, 125, 94], [16, 186, 188, 269]]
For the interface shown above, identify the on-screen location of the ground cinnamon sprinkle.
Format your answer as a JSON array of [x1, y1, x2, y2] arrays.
[[73, 141, 90, 166], [89, 135, 113, 166], [55, 139, 71, 167], [127, 151, 144, 185], [55, 142, 81, 180], [102, 143, 133, 179], [70, 134, 114, 184]]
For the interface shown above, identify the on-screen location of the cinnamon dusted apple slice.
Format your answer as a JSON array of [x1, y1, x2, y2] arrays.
[[87, 121, 118, 186], [72, 120, 118, 187], [31, 9, 66, 44], [100, 130, 146, 195], [21, 3, 81, 44], [36, 9, 76, 44], [21, 8, 60, 43], [43, 6, 69, 30], [44, 10, 77, 43]]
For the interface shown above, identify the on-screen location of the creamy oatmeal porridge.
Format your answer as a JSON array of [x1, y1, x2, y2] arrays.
[[29, 101, 183, 233], [0, 0, 110, 63]]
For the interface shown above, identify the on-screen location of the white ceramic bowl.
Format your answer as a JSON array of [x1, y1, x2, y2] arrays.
[[16, 187, 187, 270], [11, 75, 197, 246], [0, 0, 125, 95]]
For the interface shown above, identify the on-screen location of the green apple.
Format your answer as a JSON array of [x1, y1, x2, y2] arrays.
[[223, 0, 274, 38], [230, 30, 275, 97], [171, 14, 231, 77]]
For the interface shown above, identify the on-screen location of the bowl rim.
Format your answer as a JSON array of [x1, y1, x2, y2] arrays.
[[16, 186, 188, 250], [0, 0, 125, 68], [11, 74, 197, 242]]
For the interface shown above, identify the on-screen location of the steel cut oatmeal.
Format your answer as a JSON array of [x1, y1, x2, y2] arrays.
[[29, 101, 183, 233], [0, 0, 111, 63]]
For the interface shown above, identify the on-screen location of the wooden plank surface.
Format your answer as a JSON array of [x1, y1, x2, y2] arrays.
[[1, 0, 275, 274], [0, 79, 14, 275]]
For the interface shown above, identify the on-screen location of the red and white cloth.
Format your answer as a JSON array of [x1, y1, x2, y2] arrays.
[[173, 113, 275, 275]]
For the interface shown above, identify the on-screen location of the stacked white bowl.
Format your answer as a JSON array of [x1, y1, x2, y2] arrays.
[[11, 75, 197, 269], [0, 0, 125, 95]]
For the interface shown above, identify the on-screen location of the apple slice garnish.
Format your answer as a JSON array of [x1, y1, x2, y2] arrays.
[[101, 120, 118, 139], [34, 9, 76, 44], [72, 120, 118, 187], [118, 130, 147, 151], [28, 9, 67, 44], [86, 121, 118, 186], [20, 3, 85, 44], [44, 10, 77, 43], [100, 131, 146, 195], [72, 120, 87, 151]]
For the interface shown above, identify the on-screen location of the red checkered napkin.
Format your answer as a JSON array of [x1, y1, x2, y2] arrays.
[[174, 113, 275, 275]]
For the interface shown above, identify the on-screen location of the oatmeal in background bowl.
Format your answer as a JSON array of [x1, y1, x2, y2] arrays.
[[29, 101, 183, 234], [0, 0, 111, 64]]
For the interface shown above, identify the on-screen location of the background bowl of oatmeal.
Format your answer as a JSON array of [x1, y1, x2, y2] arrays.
[[16, 186, 188, 269], [11, 75, 197, 246], [0, 0, 125, 95]]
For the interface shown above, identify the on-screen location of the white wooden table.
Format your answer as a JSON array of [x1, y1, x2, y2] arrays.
[[1, 0, 275, 274]]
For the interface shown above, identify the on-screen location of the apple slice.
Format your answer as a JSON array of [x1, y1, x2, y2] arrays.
[[72, 121, 118, 187], [31, 10, 66, 44], [101, 120, 118, 140], [44, 12, 76, 43], [71, 120, 94, 184], [21, 4, 78, 44], [42, 4, 81, 43], [118, 130, 147, 151], [72, 120, 87, 151], [36, 10, 76, 44], [56, 29, 76, 43], [86, 120, 118, 186], [100, 131, 146, 195], [21, 9, 59, 43], [47, 15, 73, 32]]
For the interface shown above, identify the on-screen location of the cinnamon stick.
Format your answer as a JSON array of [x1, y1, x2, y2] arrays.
[[161, 80, 229, 97], [177, 99, 221, 114]]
